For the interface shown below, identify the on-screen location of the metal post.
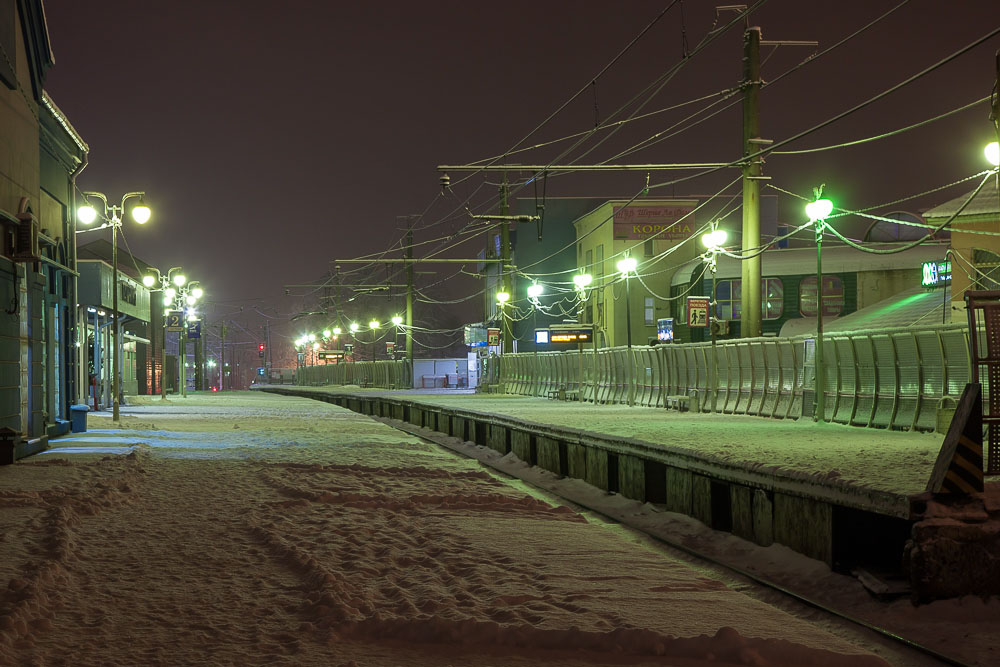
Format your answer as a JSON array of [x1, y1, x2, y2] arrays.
[[179, 326, 187, 398], [160, 320, 167, 400], [111, 218, 120, 421], [406, 222, 414, 381], [220, 321, 226, 391], [499, 174, 513, 355], [815, 221, 825, 423], [710, 261, 718, 413], [625, 273, 634, 407], [741, 26, 763, 339]]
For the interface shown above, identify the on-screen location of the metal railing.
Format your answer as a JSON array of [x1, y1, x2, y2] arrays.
[[495, 324, 970, 431], [298, 360, 410, 389]]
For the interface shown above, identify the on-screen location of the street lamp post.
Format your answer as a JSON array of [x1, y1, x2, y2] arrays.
[[180, 281, 202, 397], [349, 322, 360, 363], [574, 273, 597, 405], [616, 256, 637, 407], [701, 228, 728, 413], [142, 267, 184, 400], [527, 283, 543, 396], [495, 291, 510, 351], [369, 320, 380, 361], [806, 192, 834, 424], [77, 192, 150, 422]]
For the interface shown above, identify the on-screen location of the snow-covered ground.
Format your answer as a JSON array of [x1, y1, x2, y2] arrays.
[[368, 390, 947, 498], [0, 391, 990, 665]]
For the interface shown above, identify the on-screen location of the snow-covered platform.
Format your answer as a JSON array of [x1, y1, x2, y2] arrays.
[[260, 385, 960, 572]]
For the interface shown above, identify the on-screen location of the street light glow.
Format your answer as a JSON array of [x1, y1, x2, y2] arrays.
[[987, 141, 1000, 167], [142, 275, 156, 287], [701, 229, 728, 249], [369, 319, 380, 329], [185, 294, 197, 306], [172, 273, 187, 287], [495, 291, 510, 305], [350, 322, 359, 333], [527, 283, 544, 299], [131, 201, 151, 224], [333, 327, 342, 335], [617, 256, 637, 275], [806, 198, 834, 222], [322, 329, 332, 338], [573, 273, 593, 290], [165, 287, 177, 300], [77, 205, 98, 225], [391, 315, 403, 326]]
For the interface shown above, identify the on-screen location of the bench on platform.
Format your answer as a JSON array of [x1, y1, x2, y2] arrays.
[[547, 387, 581, 401], [665, 394, 690, 411]]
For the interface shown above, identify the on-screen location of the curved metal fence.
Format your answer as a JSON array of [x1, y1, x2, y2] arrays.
[[492, 324, 970, 431], [298, 360, 410, 390]]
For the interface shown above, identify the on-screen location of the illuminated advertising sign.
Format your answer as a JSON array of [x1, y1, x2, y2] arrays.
[[612, 203, 696, 241], [534, 329, 549, 344], [921, 260, 951, 287], [318, 350, 345, 361], [656, 318, 674, 341]]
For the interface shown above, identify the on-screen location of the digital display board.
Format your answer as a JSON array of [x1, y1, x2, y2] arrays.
[[921, 260, 951, 287]]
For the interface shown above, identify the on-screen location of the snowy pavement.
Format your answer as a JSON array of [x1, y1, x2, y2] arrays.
[[0, 391, 912, 666], [307, 387, 949, 501]]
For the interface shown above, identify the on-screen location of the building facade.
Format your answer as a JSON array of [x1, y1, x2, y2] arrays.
[[1, 2, 86, 438]]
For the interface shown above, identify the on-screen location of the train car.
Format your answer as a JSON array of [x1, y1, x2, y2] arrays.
[[668, 242, 950, 342]]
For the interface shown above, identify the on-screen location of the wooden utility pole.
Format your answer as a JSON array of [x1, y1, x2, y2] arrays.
[[741, 26, 763, 339]]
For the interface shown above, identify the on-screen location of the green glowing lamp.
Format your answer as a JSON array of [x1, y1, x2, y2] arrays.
[[805, 198, 834, 222]]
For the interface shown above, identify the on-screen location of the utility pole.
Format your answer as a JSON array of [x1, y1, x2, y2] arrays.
[[220, 321, 226, 391], [499, 173, 513, 354], [741, 26, 763, 339], [406, 221, 414, 376], [194, 327, 203, 391], [739, 27, 816, 338]]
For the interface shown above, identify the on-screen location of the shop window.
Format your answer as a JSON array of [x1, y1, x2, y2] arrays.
[[799, 275, 845, 317], [715, 278, 783, 320]]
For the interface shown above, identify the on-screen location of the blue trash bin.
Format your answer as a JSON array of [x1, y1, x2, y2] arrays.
[[70, 404, 89, 433]]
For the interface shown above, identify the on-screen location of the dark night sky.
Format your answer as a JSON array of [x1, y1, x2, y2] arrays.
[[42, 1, 1000, 340]]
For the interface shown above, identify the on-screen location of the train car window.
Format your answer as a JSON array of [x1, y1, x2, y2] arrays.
[[799, 275, 845, 317], [715, 278, 783, 320]]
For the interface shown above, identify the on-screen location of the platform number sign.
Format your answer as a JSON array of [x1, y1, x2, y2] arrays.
[[165, 310, 184, 332], [686, 297, 710, 328], [487, 328, 501, 346]]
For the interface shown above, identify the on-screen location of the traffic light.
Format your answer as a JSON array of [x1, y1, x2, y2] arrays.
[[258, 343, 265, 358]]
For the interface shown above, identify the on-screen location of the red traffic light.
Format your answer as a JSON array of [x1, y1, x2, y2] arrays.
[[258, 343, 265, 351]]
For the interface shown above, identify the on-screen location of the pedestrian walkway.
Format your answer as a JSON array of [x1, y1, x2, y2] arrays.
[[284, 386, 952, 513], [0, 392, 893, 666]]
